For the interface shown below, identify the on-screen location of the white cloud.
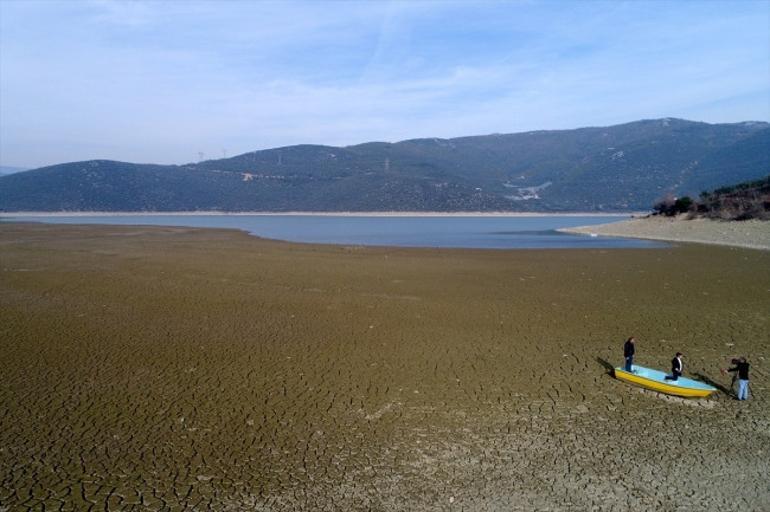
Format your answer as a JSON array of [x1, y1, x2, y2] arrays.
[[0, 0, 768, 167]]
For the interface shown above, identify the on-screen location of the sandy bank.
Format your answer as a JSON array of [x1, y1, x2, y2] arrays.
[[560, 216, 770, 250]]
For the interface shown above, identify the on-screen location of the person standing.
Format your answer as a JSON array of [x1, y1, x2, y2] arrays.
[[665, 352, 683, 381], [724, 357, 750, 400], [623, 337, 636, 372]]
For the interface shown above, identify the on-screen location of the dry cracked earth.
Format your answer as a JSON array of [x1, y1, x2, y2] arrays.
[[1, 223, 768, 511]]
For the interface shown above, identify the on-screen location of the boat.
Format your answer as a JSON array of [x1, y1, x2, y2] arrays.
[[614, 365, 717, 398]]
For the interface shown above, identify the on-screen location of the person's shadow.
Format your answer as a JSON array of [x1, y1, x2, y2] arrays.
[[596, 357, 616, 377], [692, 372, 732, 396]]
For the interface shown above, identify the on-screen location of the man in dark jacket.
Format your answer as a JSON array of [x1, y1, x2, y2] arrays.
[[623, 337, 636, 372], [665, 352, 683, 381], [724, 357, 750, 400]]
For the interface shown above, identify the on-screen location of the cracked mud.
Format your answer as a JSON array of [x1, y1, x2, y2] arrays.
[[1, 223, 768, 511]]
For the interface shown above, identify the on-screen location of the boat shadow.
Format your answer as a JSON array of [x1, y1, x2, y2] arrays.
[[596, 357, 616, 377], [692, 372, 732, 396]]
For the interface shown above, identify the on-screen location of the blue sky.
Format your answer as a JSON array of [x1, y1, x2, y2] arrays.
[[1, 0, 768, 168]]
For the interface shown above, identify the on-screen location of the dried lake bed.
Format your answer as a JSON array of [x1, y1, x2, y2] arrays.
[[1, 223, 768, 511]]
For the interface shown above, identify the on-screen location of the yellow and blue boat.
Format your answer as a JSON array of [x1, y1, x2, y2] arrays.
[[614, 365, 717, 398]]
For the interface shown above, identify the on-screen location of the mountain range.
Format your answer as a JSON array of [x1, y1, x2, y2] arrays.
[[1, 118, 768, 212]]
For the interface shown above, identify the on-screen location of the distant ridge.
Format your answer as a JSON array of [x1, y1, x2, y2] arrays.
[[0, 166, 27, 176], [1, 118, 768, 212]]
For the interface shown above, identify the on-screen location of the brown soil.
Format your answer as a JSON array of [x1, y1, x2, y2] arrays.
[[1, 223, 768, 511]]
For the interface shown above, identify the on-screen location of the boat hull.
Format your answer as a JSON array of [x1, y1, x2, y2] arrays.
[[614, 366, 716, 398]]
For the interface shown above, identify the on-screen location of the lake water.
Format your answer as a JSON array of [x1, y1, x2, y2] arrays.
[[2, 214, 665, 249]]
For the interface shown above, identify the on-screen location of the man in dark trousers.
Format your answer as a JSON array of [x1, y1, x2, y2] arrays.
[[623, 337, 636, 372], [665, 352, 683, 381], [724, 357, 750, 400]]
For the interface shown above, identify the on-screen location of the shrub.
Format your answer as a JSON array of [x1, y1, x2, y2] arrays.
[[674, 196, 693, 214], [653, 194, 694, 216], [662, 175, 770, 221]]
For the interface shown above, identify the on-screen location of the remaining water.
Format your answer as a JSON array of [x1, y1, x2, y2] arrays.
[[2, 214, 665, 249]]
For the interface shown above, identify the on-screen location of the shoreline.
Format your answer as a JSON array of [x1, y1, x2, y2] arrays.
[[560, 216, 770, 251], [1, 210, 640, 218]]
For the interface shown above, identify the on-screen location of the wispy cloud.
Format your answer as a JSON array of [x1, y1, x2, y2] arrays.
[[86, 0, 159, 27], [1, 0, 768, 167]]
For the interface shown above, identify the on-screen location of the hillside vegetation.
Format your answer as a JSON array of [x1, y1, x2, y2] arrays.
[[1, 118, 768, 212], [654, 175, 770, 221]]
